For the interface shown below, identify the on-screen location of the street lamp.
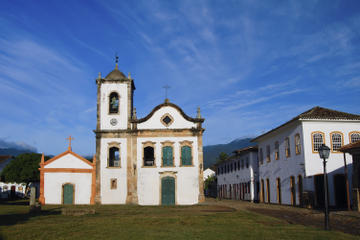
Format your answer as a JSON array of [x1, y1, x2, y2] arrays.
[[318, 144, 330, 230]]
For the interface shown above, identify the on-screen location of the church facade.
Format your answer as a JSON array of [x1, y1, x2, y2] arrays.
[[93, 63, 205, 205]]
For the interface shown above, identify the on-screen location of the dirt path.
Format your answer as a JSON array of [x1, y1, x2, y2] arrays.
[[203, 198, 360, 236]]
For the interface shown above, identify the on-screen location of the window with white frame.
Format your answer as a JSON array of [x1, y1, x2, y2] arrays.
[[312, 132, 324, 152], [331, 132, 343, 152]]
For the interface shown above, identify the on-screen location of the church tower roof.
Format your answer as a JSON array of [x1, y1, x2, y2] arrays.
[[104, 55, 128, 81]]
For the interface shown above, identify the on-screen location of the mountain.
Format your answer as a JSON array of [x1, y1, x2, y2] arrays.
[[0, 148, 35, 156], [203, 138, 256, 169]]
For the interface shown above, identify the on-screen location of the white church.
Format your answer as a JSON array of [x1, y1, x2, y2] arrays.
[[39, 62, 205, 205]]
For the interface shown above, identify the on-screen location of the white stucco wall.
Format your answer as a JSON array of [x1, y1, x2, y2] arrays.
[[45, 153, 92, 169], [257, 121, 305, 205], [301, 120, 359, 206], [44, 172, 92, 204], [137, 106, 197, 130], [256, 119, 360, 206], [137, 136, 199, 205], [100, 83, 129, 130], [217, 151, 258, 201], [100, 137, 128, 204]]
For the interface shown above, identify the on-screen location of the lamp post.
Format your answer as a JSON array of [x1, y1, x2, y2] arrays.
[[318, 144, 330, 230]]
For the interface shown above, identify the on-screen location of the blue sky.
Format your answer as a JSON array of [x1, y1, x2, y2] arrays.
[[1, 0, 360, 156]]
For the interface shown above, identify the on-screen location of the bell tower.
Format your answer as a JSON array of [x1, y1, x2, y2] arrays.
[[94, 59, 136, 204], [95, 59, 135, 131]]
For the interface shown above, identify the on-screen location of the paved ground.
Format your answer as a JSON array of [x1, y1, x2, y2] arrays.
[[203, 198, 360, 236]]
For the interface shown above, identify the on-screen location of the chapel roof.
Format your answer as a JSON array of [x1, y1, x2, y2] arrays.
[[252, 106, 360, 142]]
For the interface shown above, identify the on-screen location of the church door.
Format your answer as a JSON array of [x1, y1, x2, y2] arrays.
[[161, 177, 175, 206], [63, 184, 74, 204]]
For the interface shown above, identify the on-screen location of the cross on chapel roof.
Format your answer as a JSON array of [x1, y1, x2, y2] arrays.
[[66, 136, 74, 151]]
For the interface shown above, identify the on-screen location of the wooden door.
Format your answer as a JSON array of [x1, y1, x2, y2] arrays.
[[314, 174, 325, 208], [277, 178, 281, 204], [334, 174, 347, 208], [63, 184, 74, 204], [298, 175, 303, 207], [266, 179, 270, 203], [161, 177, 175, 205], [290, 176, 296, 206]]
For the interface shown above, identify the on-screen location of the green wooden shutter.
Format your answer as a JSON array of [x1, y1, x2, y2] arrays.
[[163, 146, 173, 166], [63, 184, 74, 204], [181, 146, 192, 166]]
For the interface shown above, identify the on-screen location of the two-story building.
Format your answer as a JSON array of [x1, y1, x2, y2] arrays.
[[251, 106, 360, 208]]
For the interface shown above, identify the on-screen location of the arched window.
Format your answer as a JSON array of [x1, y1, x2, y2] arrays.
[[274, 141, 279, 160], [331, 132, 343, 152], [312, 132, 324, 153], [350, 132, 360, 143], [295, 134, 301, 155], [109, 92, 119, 114], [144, 146, 155, 166], [108, 146, 120, 167], [285, 137, 291, 157]]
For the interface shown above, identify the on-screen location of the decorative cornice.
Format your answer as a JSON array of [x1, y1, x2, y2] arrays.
[[131, 102, 204, 124]]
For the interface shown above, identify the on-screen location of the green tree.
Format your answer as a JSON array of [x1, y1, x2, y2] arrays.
[[204, 175, 216, 191], [1, 153, 50, 188], [216, 152, 228, 164]]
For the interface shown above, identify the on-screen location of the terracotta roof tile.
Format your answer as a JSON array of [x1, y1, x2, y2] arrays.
[[252, 106, 360, 142]]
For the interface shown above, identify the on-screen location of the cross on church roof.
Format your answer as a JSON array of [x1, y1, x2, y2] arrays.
[[66, 136, 74, 151], [163, 85, 171, 102], [115, 53, 119, 69]]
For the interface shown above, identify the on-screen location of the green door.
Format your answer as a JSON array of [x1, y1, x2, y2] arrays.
[[161, 177, 175, 206], [63, 184, 74, 204]]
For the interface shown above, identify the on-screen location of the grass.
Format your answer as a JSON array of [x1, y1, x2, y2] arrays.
[[0, 200, 359, 240]]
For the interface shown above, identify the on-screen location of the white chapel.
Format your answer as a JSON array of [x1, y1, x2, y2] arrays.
[[40, 62, 205, 206]]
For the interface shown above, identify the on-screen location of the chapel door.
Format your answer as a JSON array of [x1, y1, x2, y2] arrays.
[[63, 184, 74, 204], [161, 177, 175, 206]]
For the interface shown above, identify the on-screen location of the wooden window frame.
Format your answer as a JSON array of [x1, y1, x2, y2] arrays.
[[259, 148, 264, 165], [107, 142, 121, 168], [330, 131, 344, 153], [274, 141, 279, 160], [311, 131, 325, 153], [108, 91, 120, 115], [180, 140, 193, 167], [142, 141, 156, 168], [294, 134, 301, 155], [349, 131, 360, 144], [266, 145, 271, 162], [161, 141, 175, 167], [285, 137, 291, 158]]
